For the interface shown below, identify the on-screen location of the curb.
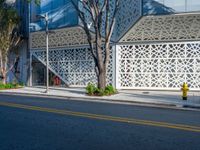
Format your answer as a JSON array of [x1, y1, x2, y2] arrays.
[[0, 91, 200, 111]]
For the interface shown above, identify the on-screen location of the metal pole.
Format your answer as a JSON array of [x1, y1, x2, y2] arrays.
[[28, 3, 32, 87], [29, 52, 32, 86], [45, 13, 49, 93]]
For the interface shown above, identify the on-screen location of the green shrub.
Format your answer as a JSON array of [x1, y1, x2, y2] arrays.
[[104, 89, 110, 96], [0, 82, 24, 89], [0, 84, 5, 89], [94, 88, 105, 96], [86, 84, 117, 96], [18, 82, 24, 87], [105, 85, 117, 95], [86, 83, 97, 95]]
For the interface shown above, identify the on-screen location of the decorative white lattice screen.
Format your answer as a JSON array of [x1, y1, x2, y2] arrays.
[[30, 27, 93, 49], [116, 42, 200, 89], [32, 47, 114, 86], [120, 13, 200, 43]]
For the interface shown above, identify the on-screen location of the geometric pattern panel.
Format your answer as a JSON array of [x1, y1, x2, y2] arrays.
[[32, 47, 114, 86], [115, 0, 141, 40], [30, 26, 92, 49], [120, 13, 200, 43], [117, 41, 200, 89]]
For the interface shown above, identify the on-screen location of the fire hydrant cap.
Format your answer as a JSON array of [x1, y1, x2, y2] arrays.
[[182, 83, 189, 90]]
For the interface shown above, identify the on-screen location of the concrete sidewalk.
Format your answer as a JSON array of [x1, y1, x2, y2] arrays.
[[0, 86, 200, 110]]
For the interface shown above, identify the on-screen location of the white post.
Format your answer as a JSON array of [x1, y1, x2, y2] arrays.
[[115, 45, 120, 89]]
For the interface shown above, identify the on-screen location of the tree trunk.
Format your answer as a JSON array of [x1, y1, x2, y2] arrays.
[[2, 70, 6, 84], [98, 67, 106, 89]]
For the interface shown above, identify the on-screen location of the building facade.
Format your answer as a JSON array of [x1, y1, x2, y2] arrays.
[[15, 0, 30, 84], [27, 0, 200, 90], [4, 0, 29, 83]]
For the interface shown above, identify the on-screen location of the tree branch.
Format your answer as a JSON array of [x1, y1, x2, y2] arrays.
[[70, 0, 98, 65], [104, 0, 119, 65]]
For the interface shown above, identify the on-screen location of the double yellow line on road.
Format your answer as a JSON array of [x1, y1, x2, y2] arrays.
[[0, 101, 200, 133]]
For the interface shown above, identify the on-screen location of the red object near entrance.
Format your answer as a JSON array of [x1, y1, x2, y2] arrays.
[[53, 76, 61, 86]]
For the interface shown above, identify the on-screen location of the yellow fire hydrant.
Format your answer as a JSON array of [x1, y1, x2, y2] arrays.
[[181, 83, 189, 100]]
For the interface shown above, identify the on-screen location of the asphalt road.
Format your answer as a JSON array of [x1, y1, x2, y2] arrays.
[[0, 94, 200, 150]]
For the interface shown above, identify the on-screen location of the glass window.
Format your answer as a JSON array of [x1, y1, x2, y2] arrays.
[[143, 0, 165, 15], [164, 0, 186, 13], [30, 0, 78, 32], [187, 0, 200, 12], [142, 0, 200, 15]]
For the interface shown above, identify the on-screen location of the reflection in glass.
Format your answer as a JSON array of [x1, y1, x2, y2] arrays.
[[143, 0, 175, 15], [187, 0, 200, 12], [30, 0, 78, 32], [143, 0, 200, 15], [164, 0, 185, 12]]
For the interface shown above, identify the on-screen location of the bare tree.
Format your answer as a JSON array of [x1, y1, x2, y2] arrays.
[[0, 1, 21, 84], [71, 0, 119, 89]]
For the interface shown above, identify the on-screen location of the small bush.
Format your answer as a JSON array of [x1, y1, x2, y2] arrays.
[[94, 88, 105, 96], [105, 85, 117, 95], [86, 84, 117, 96], [0, 82, 24, 89], [0, 84, 5, 89], [86, 83, 97, 95], [19, 82, 25, 87]]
